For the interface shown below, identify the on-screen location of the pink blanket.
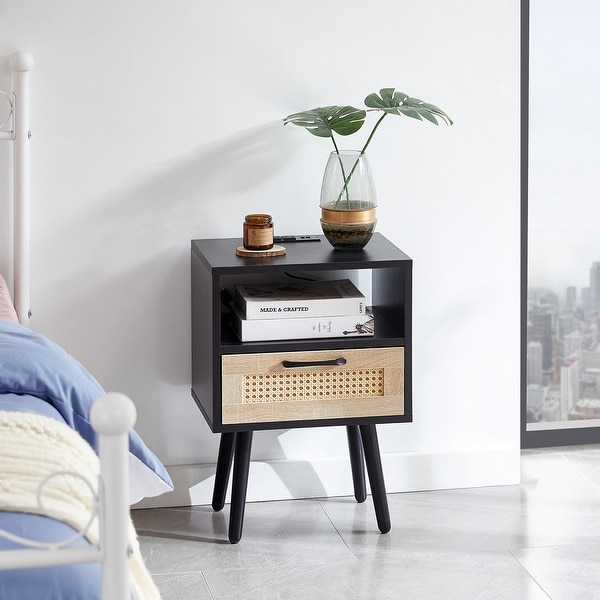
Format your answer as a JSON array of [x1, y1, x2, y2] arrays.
[[0, 275, 18, 323]]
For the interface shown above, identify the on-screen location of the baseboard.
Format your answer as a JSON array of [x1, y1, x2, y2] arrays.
[[133, 448, 521, 509]]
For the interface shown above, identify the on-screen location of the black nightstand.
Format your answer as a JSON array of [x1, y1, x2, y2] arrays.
[[191, 233, 412, 542]]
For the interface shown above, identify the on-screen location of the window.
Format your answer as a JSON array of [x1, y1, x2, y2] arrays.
[[522, 0, 600, 447]]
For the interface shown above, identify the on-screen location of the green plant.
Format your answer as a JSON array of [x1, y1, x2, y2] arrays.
[[284, 88, 453, 207]]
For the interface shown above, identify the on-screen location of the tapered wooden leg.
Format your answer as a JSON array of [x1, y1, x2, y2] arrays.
[[359, 424, 391, 534], [212, 432, 236, 512], [229, 430, 253, 544], [346, 425, 367, 503]]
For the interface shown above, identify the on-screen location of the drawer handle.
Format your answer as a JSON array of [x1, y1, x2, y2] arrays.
[[282, 357, 347, 369]]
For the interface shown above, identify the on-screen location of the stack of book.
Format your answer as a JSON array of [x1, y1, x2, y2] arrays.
[[229, 278, 374, 342]]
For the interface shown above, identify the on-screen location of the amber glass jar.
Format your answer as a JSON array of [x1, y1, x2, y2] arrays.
[[243, 214, 274, 250]]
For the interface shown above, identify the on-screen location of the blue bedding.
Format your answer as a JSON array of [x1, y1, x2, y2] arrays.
[[0, 512, 101, 600], [0, 392, 66, 422], [0, 319, 172, 599], [0, 319, 173, 502], [0, 394, 103, 599]]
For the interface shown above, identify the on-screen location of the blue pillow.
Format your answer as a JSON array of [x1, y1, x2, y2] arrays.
[[0, 320, 173, 503]]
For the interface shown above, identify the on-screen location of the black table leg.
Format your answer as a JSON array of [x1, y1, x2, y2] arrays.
[[228, 430, 253, 544], [359, 424, 391, 534], [212, 426, 388, 542], [346, 425, 367, 503], [212, 432, 236, 512]]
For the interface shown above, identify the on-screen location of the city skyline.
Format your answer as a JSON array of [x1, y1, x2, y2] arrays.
[[527, 258, 600, 426], [529, 260, 600, 307]]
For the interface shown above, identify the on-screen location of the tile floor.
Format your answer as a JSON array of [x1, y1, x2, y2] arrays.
[[132, 445, 600, 599]]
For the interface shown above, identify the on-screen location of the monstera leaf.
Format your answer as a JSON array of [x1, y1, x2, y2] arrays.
[[283, 89, 452, 167], [364, 88, 453, 126], [283, 105, 366, 138]]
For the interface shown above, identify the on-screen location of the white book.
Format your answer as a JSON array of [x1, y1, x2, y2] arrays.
[[230, 304, 374, 342], [233, 279, 365, 320]]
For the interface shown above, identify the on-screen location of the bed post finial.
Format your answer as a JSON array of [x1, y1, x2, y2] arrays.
[[9, 51, 34, 73], [90, 393, 137, 434]]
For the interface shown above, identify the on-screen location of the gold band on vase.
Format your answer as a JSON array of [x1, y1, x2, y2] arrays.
[[320, 207, 377, 225]]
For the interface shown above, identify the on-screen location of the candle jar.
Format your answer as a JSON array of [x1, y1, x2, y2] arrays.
[[243, 214, 274, 250]]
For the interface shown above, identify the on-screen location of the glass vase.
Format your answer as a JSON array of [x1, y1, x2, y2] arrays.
[[319, 151, 377, 251]]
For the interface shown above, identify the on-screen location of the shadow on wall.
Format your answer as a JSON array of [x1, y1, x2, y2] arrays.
[[36, 118, 296, 354], [94, 119, 295, 257]]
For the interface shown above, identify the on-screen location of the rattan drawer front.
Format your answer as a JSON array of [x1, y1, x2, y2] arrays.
[[221, 347, 404, 425]]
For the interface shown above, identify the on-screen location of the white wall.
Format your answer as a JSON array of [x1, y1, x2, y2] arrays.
[[0, 0, 521, 507]]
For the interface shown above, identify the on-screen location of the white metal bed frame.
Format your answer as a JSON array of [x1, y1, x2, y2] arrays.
[[0, 50, 31, 326], [0, 52, 136, 600]]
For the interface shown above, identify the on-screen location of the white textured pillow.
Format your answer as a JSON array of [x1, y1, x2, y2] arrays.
[[0, 275, 18, 323]]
